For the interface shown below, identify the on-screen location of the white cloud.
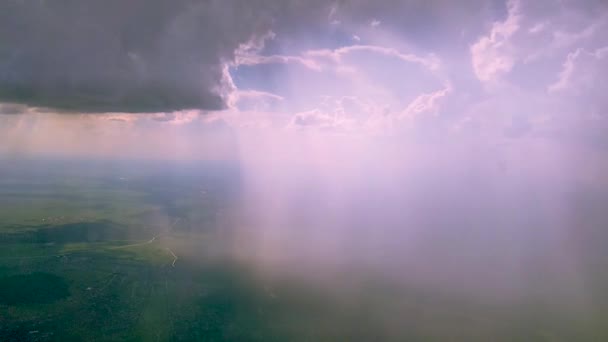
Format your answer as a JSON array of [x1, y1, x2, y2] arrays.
[[547, 45, 608, 140], [235, 54, 322, 71], [471, 0, 608, 84], [470, 0, 521, 82], [549, 46, 608, 93], [234, 90, 284, 102], [305, 45, 441, 71], [231, 90, 285, 112], [289, 109, 339, 130], [400, 83, 452, 120], [528, 22, 546, 34], [235, 43, 440, 74]]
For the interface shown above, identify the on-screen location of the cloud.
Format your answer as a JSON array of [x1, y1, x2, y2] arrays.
[[470, 0, 608, 84], [290, 109, 339, 130], [549, 46, 608, 94], [305, 45, 441, 71], [400, 83, 452, 120], [236, 44, 438, 73], [234, 90, 284, 102], [284, 83, 452, 136], [231, 90, 285, 111], [0, 0, 482, 115], [231, 35, 446, 129], [0, 103, 29, 115], [235, 54, 322, 71], [2, 0, 608, 162], [331, 0, 497, 46], [235, 34, 440, 73], [544, 46, 608, 148], [470, 0, 521, 82], [0, 0, 337, 114]]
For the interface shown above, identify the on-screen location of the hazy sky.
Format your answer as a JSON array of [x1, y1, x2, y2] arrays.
[[0, 0, 606, 166], [0, 0, 607, 197]]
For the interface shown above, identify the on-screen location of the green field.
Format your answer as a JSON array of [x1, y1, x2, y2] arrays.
[[2, 160, 608, 341]]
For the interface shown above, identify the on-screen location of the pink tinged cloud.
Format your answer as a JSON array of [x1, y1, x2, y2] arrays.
[[305, 45, 441, 71], [470, 0, 521, 82], [549, 46, 608, 93], [399, 83, 452, 120], [235, 44, 440, 73]]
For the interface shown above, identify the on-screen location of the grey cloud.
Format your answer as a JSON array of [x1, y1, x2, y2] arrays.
[[0, 0, 334, 114], [151, 113, 178, 122], [0, 103, 29, 115]]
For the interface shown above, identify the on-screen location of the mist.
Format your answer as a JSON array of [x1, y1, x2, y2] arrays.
[[223, 124, 598, 309]]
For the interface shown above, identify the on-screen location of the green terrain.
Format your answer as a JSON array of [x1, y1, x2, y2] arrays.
[[2, 160, 608, 341]]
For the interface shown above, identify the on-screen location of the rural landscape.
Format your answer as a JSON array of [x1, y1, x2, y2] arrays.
[[1, 159, 608, 341]]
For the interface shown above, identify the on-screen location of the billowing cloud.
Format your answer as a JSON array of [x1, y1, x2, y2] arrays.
[[470, 0, 521, 82], [400, 83, 452, 120], [471, 0, 608, 84], [549, 46, 608, 98]]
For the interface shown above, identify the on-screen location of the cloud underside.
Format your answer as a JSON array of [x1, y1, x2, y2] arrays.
[[0, 0, 335, 113], [0, 82, 226, 113], [0, 0, 270, 112]]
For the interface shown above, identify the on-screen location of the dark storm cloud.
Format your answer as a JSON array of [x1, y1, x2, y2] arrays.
[[0, 0, 334, 113]]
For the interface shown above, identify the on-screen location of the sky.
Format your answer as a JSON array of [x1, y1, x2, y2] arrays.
[[0, 0, 606, 167], [0, 0, 606, 165], [2, 0, 608, 304]]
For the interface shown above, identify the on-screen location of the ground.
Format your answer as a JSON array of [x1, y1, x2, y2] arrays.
[[1, 160, 608, 341]]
